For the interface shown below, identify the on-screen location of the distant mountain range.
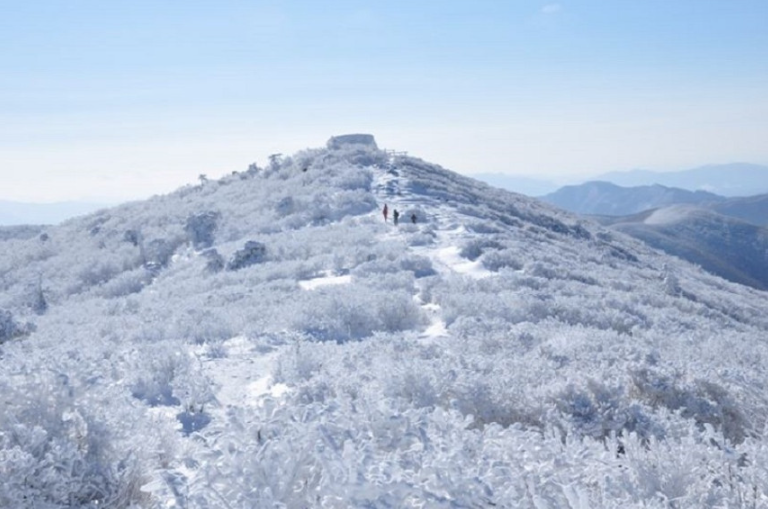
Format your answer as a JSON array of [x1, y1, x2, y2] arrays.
[[541, 181, 724, 216], [596, 206, 768, 291], [474, 163, 768, 199], [593, 163, 768, 197], [542, 179, 768, 226], [541, 179, 768, 290], [710, 194, 768, 227]]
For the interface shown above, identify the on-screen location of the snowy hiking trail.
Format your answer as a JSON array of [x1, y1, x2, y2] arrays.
[[196, 336, 288, 411], [374, 158, 493, 281], [192, 160, 478, 435], [372, 158, 494, 344]]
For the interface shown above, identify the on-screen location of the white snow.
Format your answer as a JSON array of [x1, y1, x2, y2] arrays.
[[298, 272, 352, 290], [434, 244, 493, 279], [198, 336, 289, 409]]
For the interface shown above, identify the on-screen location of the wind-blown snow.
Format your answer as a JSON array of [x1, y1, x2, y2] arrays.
[[2, 138, 768, 507]]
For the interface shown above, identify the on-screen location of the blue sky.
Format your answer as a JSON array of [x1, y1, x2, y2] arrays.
[[2, 1, 767, 201]]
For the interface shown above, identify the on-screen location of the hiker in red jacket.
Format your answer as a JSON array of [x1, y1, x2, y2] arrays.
[[383, 204, 389, 222]]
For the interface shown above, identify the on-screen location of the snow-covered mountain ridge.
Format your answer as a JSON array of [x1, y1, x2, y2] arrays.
[[3, 137, 768, 507]]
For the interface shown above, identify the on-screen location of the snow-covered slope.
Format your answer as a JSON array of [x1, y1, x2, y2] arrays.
[[3, 138, 768, 507]]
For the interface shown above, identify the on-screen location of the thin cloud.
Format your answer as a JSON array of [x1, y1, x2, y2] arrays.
[[541, 4, 562, 15]]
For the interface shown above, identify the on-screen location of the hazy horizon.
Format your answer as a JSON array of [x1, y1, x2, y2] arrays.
[[3, 1, 767, 202]]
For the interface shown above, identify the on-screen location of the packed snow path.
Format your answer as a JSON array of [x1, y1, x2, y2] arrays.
[[197, 336, 288, 411], [373, 156, 492, 280], [372, 156, 494, 343]]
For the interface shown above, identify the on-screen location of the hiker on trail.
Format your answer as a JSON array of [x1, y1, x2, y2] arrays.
[[411, 213, 417, 224], [383, 204, 389, 222], [393, 209, 400, 225]]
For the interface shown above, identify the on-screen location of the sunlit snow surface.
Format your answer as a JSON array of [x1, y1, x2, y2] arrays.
[[200, 336, 289, 408], [3, 142, 768, 507], [299, 272, 352, 290]]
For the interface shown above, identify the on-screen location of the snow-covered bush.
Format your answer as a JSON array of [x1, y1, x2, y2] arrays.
[[227, 240, 267, 270], [291, 285, 424, 341], [0, 309, 32, 343], [482, 248, 524, 271], [201, 248, 224, 273], [399, 254, 436, 278], [97, 267, 153, 298], [184, 210, 220, 249], [460, 237, 503, 261], [0, 374, 153, 508], [275, 195, 295, 217], [143, 235, 184, 269]]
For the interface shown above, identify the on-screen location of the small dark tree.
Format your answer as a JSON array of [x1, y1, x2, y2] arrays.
[[227, 241, 267, 271], [0, 309, 33, 344], [185, 211, 220, 250], [202, 249, 225, 273], [268, 153, 283, 172], [124, 229, 141, 247], [31, 275, 47, 315]]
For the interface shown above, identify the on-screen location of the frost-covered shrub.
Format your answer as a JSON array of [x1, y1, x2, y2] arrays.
[[284, 190, 375, 227], [333, 164, 376, 190], [0, 309, 32, 343], [227, 240, 267, 270], [31, 290, 48, 315], [399, 254, 436, 278], [334, 146, 387, 168], [170, 308, 233, 345], [143, 236, 184, 268], [331, 189, 377, 218], [437, 278, 538, 326], [351, 258, 401, 277], [482, 248, 523, 271], [98, 267, 152, 298], [185, 210, 220, 249], [552, 381, 661, 441], [132, 344, 213, 413], [460, 238, 503, 261], [630, 368, 750, 443], [123, 229, 140, 246], [0, 375, 152, 508], [405, 231, 435, 246], [275, 196, 295, 216], [524, 259, 565, 279], [78, 258, 122, 287], [130, 345, 195, 407], [201, 248, 225, 273], [465, 221, 503, 234], [292, 286, 424, 341]]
